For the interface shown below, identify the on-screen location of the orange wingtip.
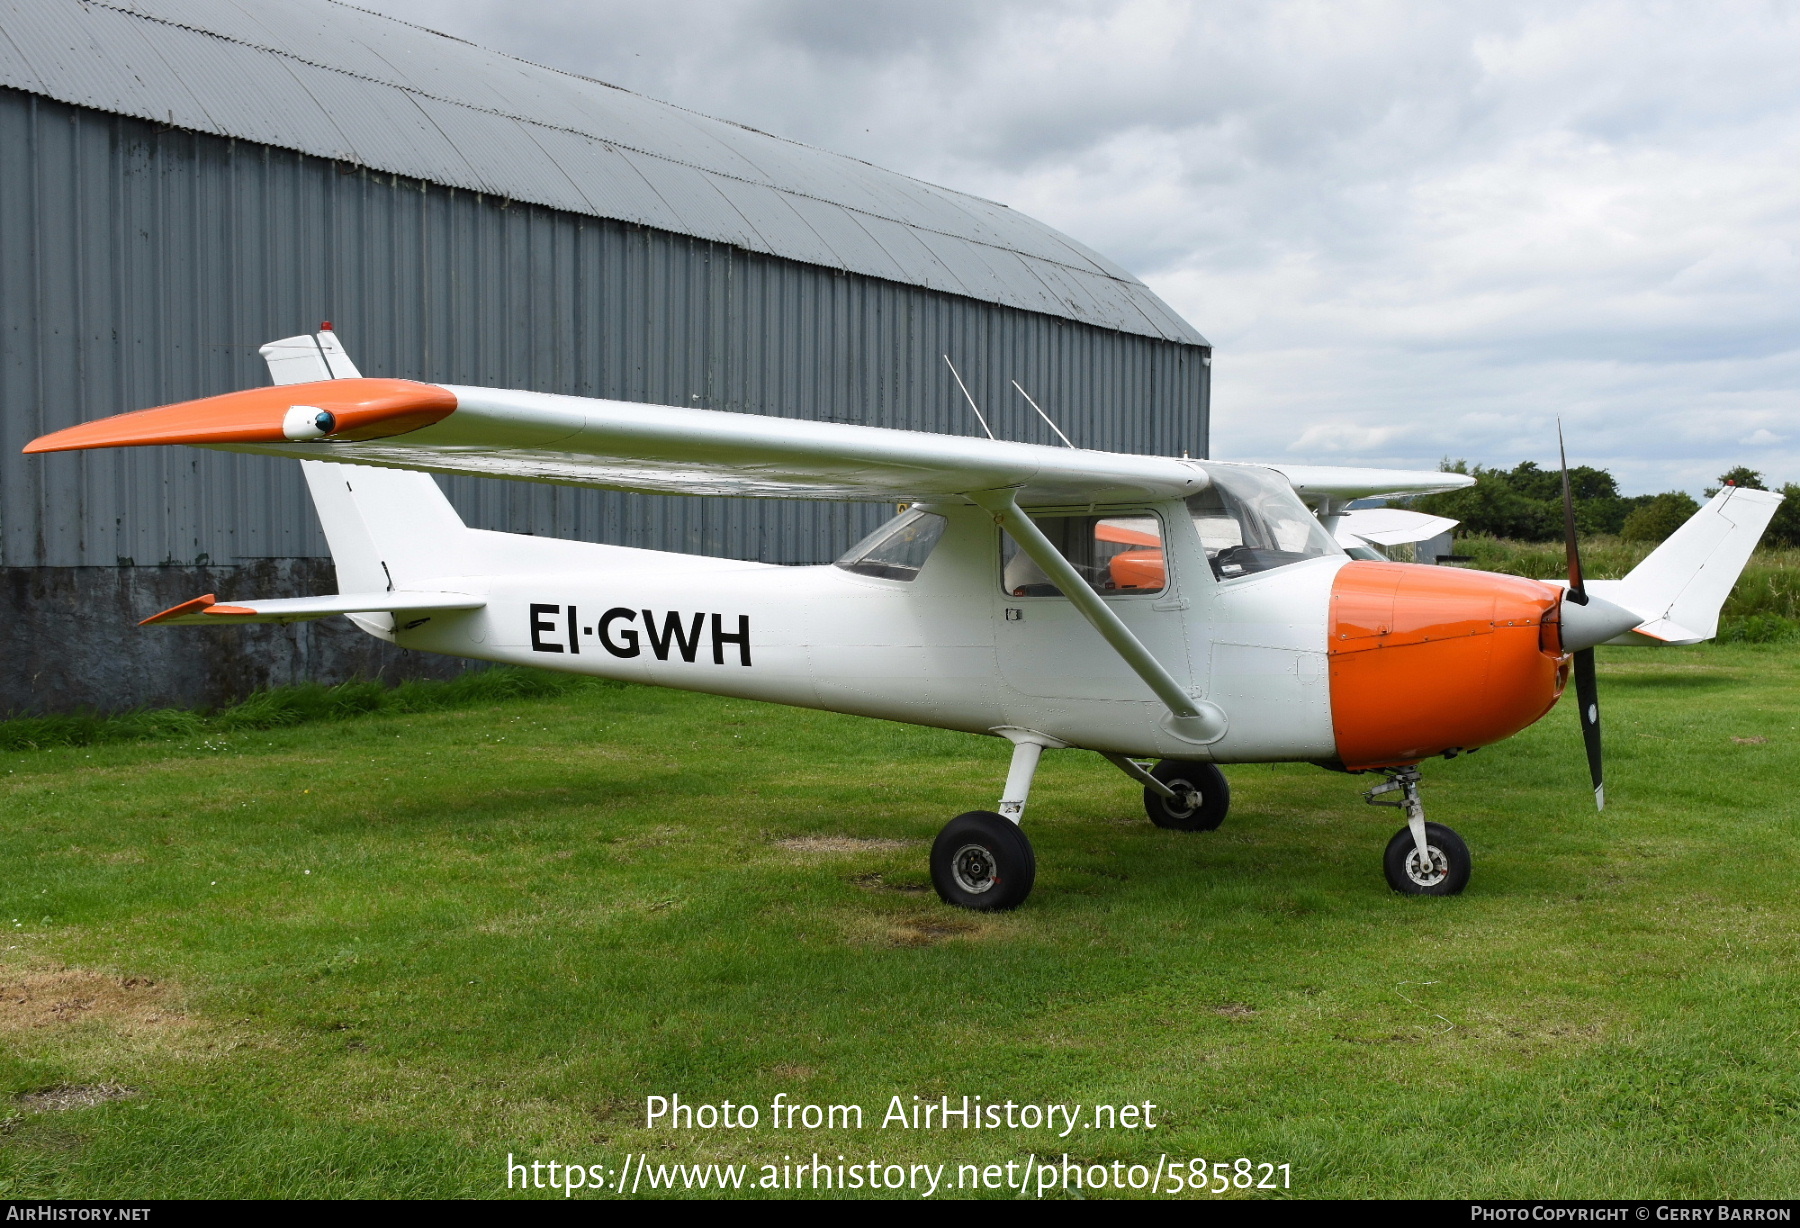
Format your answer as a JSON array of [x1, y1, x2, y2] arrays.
[[24, 378, 457, 454], [140, 594, 218, 626], [204, 605, 257, 616]]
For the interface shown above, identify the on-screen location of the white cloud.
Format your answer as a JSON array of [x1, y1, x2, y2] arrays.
[[360, 0, 1800, 495]]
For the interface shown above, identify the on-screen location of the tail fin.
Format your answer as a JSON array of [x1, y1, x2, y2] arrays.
[[260, 330, 472, 628], [1593, 486, 1784, 644]]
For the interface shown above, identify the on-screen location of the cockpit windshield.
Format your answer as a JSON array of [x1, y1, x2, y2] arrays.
[[1188, 465, 1340, 579], [834, 509, 947, 581]]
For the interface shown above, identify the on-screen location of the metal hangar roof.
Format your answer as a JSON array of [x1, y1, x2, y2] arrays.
[[0, 0, 1206, 345]]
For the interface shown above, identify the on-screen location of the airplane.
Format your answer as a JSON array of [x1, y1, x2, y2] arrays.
[[24, 329, 1783, 910]]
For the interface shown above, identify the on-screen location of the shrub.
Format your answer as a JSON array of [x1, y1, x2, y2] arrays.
[[1705, 466, 1768, 495], [1764, 483, 1800, 548], [1407, 460, 1663, 540], [1719, 614, 1800, 644], [1621, 492, 1701, 543]]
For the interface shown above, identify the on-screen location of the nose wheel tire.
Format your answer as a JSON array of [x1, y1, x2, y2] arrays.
[[1143, 760, 1230, 831], [931, 811, 1036, 911], [1383, 822, 1471, 896]]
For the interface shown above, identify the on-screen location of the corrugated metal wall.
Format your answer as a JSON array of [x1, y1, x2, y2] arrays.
[[0, 0, 1206, 344], [1, 85, 1209, 571]]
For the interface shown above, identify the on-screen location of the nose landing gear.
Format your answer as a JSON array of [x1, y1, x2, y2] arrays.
[[1367, 767, 1471, 895]]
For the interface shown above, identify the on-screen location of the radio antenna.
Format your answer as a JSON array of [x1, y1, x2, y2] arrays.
[[943, 355, 995, 440], [1011, 380, 1075, 448]]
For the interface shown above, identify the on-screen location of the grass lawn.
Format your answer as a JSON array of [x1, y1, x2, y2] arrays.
[[2, 644, 1798, 1199]]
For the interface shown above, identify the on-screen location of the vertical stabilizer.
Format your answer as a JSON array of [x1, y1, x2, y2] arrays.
[[316, 328, 363, 379], [259, 334, 333, 385], [261, 331, 473, 634], [297, 461, 470, 591], [1595, 486, 1784, 644]]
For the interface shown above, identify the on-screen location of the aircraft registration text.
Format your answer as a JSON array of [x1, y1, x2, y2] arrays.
[[529, 604, 752, 666]]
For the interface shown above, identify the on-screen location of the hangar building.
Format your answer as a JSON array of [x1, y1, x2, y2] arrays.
[[0, 0, 1212, 714]]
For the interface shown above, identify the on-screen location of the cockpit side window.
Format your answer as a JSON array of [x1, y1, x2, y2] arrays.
[[1000, 513, 1166, 597], [1189, 466, 1340, 579], [834, 509, 948, 581]]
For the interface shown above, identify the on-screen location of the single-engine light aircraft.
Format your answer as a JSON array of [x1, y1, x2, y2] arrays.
[[25, 330, 1782, 908]]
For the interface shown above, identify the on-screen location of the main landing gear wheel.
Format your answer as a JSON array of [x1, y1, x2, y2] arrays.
[[931, 811, 1036, 911], [1143, 760, 1231, 831], [1383, 822, 1471, 896]]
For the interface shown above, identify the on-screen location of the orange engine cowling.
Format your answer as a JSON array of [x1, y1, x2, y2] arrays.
[[1328, 561, 1570, 769]]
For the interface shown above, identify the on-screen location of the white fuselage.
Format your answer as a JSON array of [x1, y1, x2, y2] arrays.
[[393, 500, 1345, 762]]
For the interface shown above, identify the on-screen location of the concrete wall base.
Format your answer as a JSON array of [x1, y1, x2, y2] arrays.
[[2, 562, 477, 716]]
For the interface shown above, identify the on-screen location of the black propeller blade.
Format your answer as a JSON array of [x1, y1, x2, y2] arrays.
[[1559, 423, 1604, 810]]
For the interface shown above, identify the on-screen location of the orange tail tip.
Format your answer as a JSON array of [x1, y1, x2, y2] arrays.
[[140, 594, 218, 626], [23, 378, 456, 454]]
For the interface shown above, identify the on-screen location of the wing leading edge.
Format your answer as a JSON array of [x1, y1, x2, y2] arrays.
[[25, 375, 1472, 508]]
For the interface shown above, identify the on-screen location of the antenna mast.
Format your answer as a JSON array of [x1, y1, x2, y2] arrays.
[[943, 356, 996, 440], [1010, 380, 1075, 448]]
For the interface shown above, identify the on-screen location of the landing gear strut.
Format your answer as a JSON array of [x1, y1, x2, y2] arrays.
[[1142, 759, 1230, 831], [1100, 754, 1231, 830], [1366, 767, 1471, 895], [931, 731, 1053, 911]]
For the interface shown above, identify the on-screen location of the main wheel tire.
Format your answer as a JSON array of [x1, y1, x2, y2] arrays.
[[1143, 759, 1230, 831], [930, 811, 1036, 911], [1383, 822, 1471, 896]]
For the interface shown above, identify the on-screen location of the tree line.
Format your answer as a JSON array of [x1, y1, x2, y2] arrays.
[[1406, 463, 1800, 545]]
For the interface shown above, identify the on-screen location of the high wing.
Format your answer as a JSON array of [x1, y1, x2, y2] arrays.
[[25, 369, 1473, 507]]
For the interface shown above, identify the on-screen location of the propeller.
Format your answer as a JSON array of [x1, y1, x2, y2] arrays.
[[1559, 424, 1605, 811]]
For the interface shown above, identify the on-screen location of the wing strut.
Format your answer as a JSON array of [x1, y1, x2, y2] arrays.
[[970, 489, 1226, 744]]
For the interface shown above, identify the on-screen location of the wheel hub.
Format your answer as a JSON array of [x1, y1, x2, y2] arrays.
[[1405, 845, 1448, 888], [950, 843, 998, 894]]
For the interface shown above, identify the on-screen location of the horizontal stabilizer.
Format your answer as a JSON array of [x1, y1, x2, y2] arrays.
[[1628, 617, 1707, 645], [1333, 507, 1460, 548], [141, 590, 484, 627]]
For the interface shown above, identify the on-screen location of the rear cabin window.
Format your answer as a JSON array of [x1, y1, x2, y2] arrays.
[[834, 509, 947, 581], [1001, 514, 1166, 597], [1189, 465, 1340, 579]]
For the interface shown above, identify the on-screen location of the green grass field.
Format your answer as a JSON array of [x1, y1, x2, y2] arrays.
[[3, 643, 1799, 1199]]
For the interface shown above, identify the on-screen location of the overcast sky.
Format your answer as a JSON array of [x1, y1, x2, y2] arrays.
[[363, 0, 1797, 495]]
